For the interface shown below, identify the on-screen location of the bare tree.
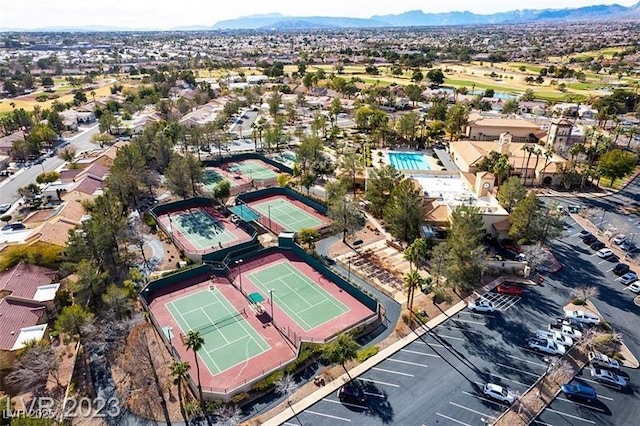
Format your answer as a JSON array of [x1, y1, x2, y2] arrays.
[[547, 359, 574, 385], [213, 405, 242, 426], [571, 286, 599, 303], [275, 373, 297, 406], [521, 242, 550, 272], [5, 340, 60, 396]]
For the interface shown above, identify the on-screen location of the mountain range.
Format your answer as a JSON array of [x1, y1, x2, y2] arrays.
[[2, 2, 640, 32]]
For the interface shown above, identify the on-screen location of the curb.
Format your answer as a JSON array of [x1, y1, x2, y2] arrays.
[[262, 300, 468, 426]]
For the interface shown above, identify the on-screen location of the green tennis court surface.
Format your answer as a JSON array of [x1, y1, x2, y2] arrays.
[[246, 262, 349, 331], [171, 209, 236, 250], [166, 289, 270, 375], [202, 169, 235, 190], [251, 198, 324, 232], [232, 161, 278, 180]]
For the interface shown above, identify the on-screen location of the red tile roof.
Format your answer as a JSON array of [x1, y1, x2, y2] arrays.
[[0, 297, 47, 351], [0, 262, 56, 300]]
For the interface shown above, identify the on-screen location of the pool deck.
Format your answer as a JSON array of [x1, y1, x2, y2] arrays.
[[374, 148, 448, 172]]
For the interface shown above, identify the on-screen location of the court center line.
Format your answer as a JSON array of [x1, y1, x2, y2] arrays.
[[201, 308, 230, 344], [281, 262, 348, 314]]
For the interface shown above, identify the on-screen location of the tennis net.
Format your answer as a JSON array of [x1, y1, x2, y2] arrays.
[[189, 308, 246, 335]]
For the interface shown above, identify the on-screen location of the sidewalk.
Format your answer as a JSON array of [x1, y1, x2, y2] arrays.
[[261, 277, 509, 426]]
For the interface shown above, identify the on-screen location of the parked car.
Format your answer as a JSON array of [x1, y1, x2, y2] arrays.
[[590, 368, 628, 389], [620, 240, 636, 252], [536, 329, 573, 347], [561, 383, 597, 402], [549, 323, 583, 340], [0, 203, 11, 214], [482, 383, 516, 404], [579, 230, 592, 238], [597, 248, 614, 258], [556, 317, 585, 330], [527, 337, 566, 355], [591, 241, 606, 250], [589, 351, 620, 371], [564, 310, 602, 326], [495, 283, 524, 296], [583, 234, 597, 244], [613, 263, 630, 276], [619, 272, 638, 285], [613, 234, 626, 245], [468, 298, 496, 313], [1, 222, 25, 232], [337, 382, 366, 404], [628, 281, 640, 293]]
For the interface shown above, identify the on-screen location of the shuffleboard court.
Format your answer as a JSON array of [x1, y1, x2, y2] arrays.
[[171, 209, 237, 250], [250, 198, 324, 232], [166, 288, 270, 375], [246, 261, 349, 331]]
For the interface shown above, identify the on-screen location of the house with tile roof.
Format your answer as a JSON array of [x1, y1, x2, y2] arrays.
[[465, 113, 544, 142]]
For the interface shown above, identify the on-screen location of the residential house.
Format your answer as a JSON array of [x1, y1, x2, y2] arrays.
[[0, 132, 23, 156], [518, 101, 547, 116]]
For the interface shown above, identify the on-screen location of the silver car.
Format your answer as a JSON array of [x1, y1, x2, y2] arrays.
[[591, 368, 627, 389]]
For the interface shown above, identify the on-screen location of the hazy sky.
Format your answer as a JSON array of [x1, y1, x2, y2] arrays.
[[2, 0, 637, 29]]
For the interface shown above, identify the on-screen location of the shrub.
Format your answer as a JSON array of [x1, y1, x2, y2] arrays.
[[356, 346, 379, 363], [230, 392, 249, 405], [0, 242, 63, 270], [432, 152, 438, 158], [436, 160, 443, 166], [250, 370, 284, 393], [571, 298, 586, 305], [0, 215, 11, 223], [36, 171, 60, 184], [377, 151, 383, 157], [432, 287, 452, 304]]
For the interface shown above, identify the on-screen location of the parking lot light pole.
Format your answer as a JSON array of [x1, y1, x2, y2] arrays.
[[347, 258, 352, 283]]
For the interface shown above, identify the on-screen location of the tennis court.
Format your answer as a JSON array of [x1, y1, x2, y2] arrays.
[[250, 198, 324, 232], [202, 169, 233, 190], [166, 288, 270, 375], [232, 160, 278, 181], [171, 209, 237, 250], [246, 261, 349, 331]]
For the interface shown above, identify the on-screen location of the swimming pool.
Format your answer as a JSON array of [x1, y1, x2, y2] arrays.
[[388, 152, 431, 170]]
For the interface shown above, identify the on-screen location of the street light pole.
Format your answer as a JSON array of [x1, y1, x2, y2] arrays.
[[235, 259, 244, 293], [269, 289, 275, 323]]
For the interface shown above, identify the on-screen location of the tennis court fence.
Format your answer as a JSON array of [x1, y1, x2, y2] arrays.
[[234, 198, 285, 235]]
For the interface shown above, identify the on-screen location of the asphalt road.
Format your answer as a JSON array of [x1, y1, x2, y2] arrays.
[[290, 214, 640, 426], [0, 124, 100, 204]]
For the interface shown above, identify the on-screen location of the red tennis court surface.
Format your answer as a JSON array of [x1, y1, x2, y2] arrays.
[[148, 275, 297, 396], [156, 206, 253, 255]]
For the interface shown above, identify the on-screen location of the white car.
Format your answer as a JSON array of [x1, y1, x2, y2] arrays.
[[591, 368, 628, 389], [589, 351, 620, 371], [527, 337, 566, 355], [564, 310, 602, 326], [536, 329, 573, 347], [613, 234, 626, 245], [628, 281, 640, 293], [549, 323, 583, 340], [597, 248, 614, 258], [468, 298, 496, 313], [483, 383, 516, 404]]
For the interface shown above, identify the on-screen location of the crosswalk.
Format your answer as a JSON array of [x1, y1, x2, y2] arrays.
[[481, 292, 521, 312]]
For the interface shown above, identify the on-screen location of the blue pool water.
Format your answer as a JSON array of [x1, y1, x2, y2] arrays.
[[388, 152, 431, 170]]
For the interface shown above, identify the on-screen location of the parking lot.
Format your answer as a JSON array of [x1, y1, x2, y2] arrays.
[[290, 211, 639, 426]]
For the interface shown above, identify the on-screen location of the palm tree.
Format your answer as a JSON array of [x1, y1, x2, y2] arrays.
[[539, 148, 555, 185], [403, 238, 430, 271], [530, 147, 544, 186], [626, 126, 639, 148], [521, 145, 534, 185], [170, 360, 191, 425], [404, 269, 424, 314], [184, 330, 209, 424], [492, 155, 513, 186]]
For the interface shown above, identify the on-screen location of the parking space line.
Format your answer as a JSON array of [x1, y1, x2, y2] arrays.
[[305, 410, 352, 421], [387, 358, 428, 368], [357, 377, 400, 388], [597, 394, 614, 401], [436, 334, 465, 341], [414, 341, 446, 348], [435, 413, 471, 426], [372, 367, 414, 377], [461, 391, 510, 409], [496, 363, 540, 377], [283, 422, 298, 426], [557, 397, 606, 412], [545, 408, 596, 424], [532, 420, 555, 426], [577, 377, 601, 385], [400, 348, 441, 358], [363, 390, 386, 398], [323, 398, 366, 410], [457, 311, 495, 319], [450, 318, 484, 325], [449, 402, 497, 419], [489, 372, 529, 386], [506, 355, 546, 368]]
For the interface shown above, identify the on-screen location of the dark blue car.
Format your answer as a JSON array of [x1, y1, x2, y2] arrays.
[[561, 383, 597, 402]]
